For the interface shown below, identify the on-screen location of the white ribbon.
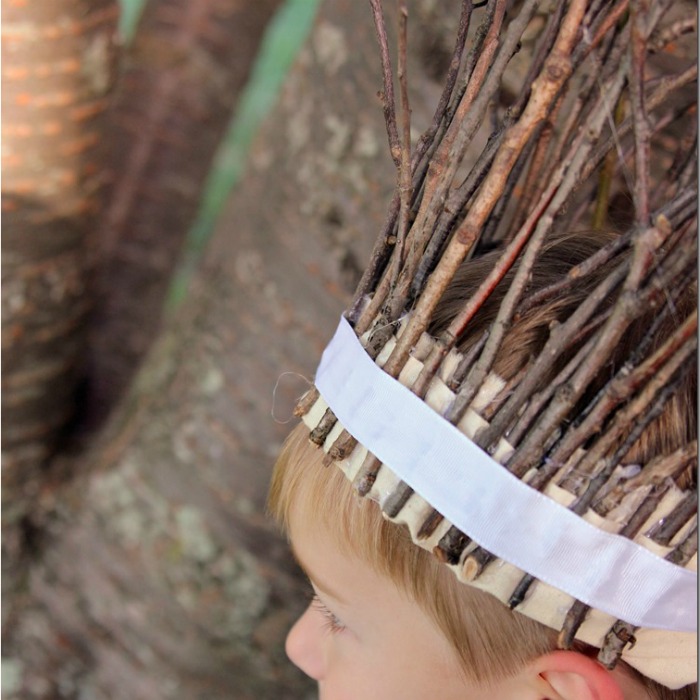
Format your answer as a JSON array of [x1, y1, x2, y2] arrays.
[[314, 316, 697, 632]]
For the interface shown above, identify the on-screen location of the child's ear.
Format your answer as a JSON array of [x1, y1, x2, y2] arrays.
[[529, 650, 625, 700]]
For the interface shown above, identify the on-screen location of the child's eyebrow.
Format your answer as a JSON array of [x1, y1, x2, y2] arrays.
[[289, 539, 349, 605]]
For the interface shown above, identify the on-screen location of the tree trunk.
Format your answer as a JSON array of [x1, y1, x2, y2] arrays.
[[1, 0, 119, 627], [6, 1, 462, 698], [85, 0, 282, 431]]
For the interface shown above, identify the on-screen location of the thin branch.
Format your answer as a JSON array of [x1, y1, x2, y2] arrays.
[[594, 443, 697, 514], [410, 0, 473, 171], [395, 0, 413, 271], [477, 262, 629, 458], [509, 219, 679, 473], [629, 0, 652, 224], [646, 492, 698, 545], [649, 15, 697, 53], [384, 0, 587, 379], [369, 0, 401, 167], [549, 311, 697, 468]]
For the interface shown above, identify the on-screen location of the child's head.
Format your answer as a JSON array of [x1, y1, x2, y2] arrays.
[[271, 425, 694, 700], [270, 231, 697, 699]]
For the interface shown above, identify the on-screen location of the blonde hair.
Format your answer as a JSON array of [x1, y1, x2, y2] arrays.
[[270, 231, 696, 699]]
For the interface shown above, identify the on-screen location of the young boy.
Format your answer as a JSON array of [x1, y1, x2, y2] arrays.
[[269, 233, 697, 700]]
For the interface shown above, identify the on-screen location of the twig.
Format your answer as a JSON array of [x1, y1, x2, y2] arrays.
[[309, 407, 337, 445], [598, 621, 638, 669], [574, 0, 630, 67], [592, 96, 626, 229], [507, 333, 599, 447], [369, 0, 401, 167], [417, 509, 444, 539], [395, 0, 413, 271], [477, 261, 629, 458], [646, 492, 698, 545], [349, 197, 400, 329], [353, 452, 383, 496], [549, 312, 697, 468], [629, 0, 652, 225], [382, 480, 414, 517], [294, 386, 319, 418], [434, 525, 470, 565], [565, 369, 689, 509], [582, 64, 698, 187], [517, 229, 632, 316], [382, 0, 512, 322], [594, 443, 697, 514], [649, 15, 697, 53], [665, 524, 698, 566], [462, 546, 495, 580], [410, 0, 473, 171], [559, 600, 591, 648], [384, 0, 587, 379], [509, 219, 678, 473]]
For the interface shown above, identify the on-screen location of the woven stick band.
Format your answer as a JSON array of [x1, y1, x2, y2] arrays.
[[301, 315, 698, 688]]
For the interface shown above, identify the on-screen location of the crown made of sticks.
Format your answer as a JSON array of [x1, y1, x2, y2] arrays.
[[294, 0, 697, 689]]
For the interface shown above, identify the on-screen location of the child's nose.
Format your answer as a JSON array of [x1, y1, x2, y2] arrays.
[[285, 603, 326, 681]]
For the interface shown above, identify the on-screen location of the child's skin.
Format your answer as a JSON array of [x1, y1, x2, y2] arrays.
[[285, 497, 642, 700]]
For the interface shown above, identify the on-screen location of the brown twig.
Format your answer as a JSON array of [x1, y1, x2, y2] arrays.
[[507, 333, 599, 447], [581, 63, 698, 187], [462, 546, 495, 580], [598, 621, 638, 669], [646, 492, 698, 545], [509, 219, 679, 473], [410, 0, 473, 171], [434, 525, 471, 565], [665, 525, 698, 567], [353, 452, 383, 496], [517, 229, 632, 316], [369, 0, 401, 167], [384, 0, 587, 380], [564, 369, 689, 510], [417, 509, 444, 540], [294, 386, 319, 418], [593, 443, 697, 514], [378, 0, 513, 329], [382, 480, 414, 517], [349, 197, 400, 328], [477, 261, 629, 458], [629, 0, 652, 225], [549, 311, 697, 469], [649, 15, 697, 53], [395, 0, 412, 273]]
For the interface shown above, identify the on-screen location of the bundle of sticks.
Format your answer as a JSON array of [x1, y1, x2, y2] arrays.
[[296, 0, 697, 669]]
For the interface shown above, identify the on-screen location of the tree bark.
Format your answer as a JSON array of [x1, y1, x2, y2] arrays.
[[1, 0, 119, 626], [5, 1, 462, 698], [85, 0, 282, 431]]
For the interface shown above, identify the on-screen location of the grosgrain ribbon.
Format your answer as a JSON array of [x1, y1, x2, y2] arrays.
[[314, 316, 697, 632]]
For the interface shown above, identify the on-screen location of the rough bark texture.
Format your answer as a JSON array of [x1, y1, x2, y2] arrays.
[[1, 0, 119, 622], [85, 0, 282, 431], [5, 1, 462, 698]]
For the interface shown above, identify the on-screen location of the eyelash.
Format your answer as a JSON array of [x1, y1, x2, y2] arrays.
[[310, 593, 346, 634]]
